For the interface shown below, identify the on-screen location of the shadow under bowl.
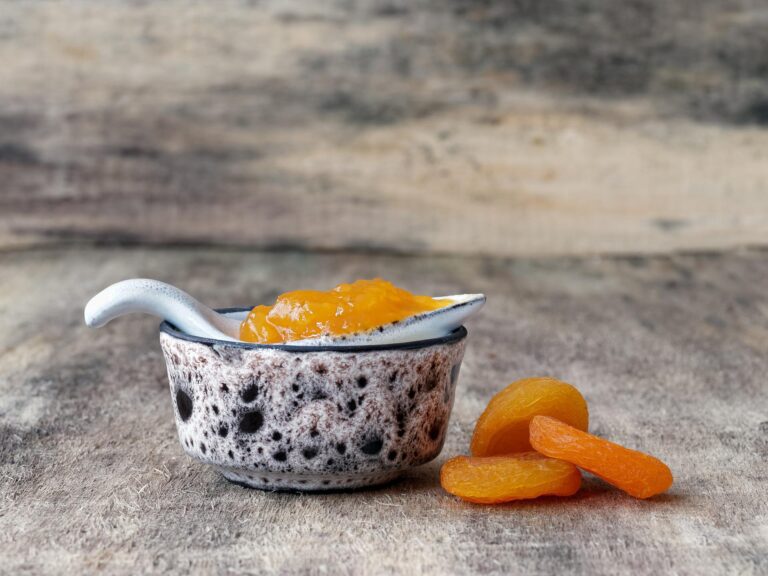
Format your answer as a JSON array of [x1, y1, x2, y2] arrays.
[[159, 309, 468, 491]]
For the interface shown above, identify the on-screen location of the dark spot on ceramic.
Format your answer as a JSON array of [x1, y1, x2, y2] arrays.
[[429, 420, 443, 441], [220, 383, 229, 393], [241, 384, 259, 403], [228, 449, 234, 459], [212, 404, 219, 415], [310, 429, 319, 438], [313, 363, 328, 375], [218, 425, 229, 438], [176, 389, 193, 421], [302, 447, 318, 459], [200, 442, 207, 454], [311, 390, 328, 401], [292, 383, 300, 392], [357, 375, 368, 388], [424, 367, 440, 392], [273, 451, 287, 462], [272, 431, 282, 441], [336, 442, 347, 455], [407, 387, 416, 399], [239, 410, 264, 434], [388, 450, 397, 461], [389, 371, 398, 383], [361, 436, 383, 455], [347, 399, 357, 411]]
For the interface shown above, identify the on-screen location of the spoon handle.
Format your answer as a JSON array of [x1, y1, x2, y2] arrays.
[[84, 279, 241, 341]]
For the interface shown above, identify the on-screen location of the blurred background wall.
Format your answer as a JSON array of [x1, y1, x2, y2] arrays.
[[1, 0, 766, 257]]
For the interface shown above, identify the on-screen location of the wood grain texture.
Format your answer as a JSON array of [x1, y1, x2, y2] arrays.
[[0, 0, 767, 256], [1, 247, 766, 575]]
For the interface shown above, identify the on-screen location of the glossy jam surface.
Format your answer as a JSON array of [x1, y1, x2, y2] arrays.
[[240, 279, 449, 344]]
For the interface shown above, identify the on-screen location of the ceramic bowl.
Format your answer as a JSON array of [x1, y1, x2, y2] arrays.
[[159, 308, 468, 491]]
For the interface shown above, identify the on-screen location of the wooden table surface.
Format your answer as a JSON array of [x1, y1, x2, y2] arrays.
[[1, 246, 766, 575], [2, 0, 768, 257], [2, 1, 768, 574]]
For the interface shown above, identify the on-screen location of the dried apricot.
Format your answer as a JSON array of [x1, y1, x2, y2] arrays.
[[529, 416, 673, 499], [440, 452, 582, 504], [470, 377, 589, 456]]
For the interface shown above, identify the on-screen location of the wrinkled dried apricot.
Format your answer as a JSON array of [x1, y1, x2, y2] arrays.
[[529, 416, 673, 499], [470, 377, 589, 456], [440, 452, 582, 504]]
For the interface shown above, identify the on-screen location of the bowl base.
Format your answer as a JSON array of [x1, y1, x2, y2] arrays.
[[215, 465, 403, 492]]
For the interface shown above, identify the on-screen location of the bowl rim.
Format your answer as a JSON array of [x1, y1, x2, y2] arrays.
[[159, 307, 468, 352]]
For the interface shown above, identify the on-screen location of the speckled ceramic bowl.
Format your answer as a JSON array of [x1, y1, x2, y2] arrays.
[[159, 308, 468, 491]]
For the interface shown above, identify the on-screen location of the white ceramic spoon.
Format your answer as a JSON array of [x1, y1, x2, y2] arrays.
[[84, 279, 485, 345], [85, 279, 242, 342]]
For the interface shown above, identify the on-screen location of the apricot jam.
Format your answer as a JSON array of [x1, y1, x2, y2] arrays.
[[240, 279, 449, 344]]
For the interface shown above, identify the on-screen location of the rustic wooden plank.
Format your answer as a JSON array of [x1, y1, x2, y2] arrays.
[[1, 1, 767, 256], [1, 246, 765, 574]]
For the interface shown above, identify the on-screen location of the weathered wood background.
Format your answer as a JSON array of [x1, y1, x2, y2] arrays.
[[1, 0, 767, 256], [1, 1, 767, 575]]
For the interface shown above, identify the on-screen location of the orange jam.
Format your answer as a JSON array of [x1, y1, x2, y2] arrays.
[[240, 279, 449, 344]]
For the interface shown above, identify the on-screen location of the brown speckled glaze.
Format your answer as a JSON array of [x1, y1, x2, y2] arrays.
[[159, 323, 467, 491]]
